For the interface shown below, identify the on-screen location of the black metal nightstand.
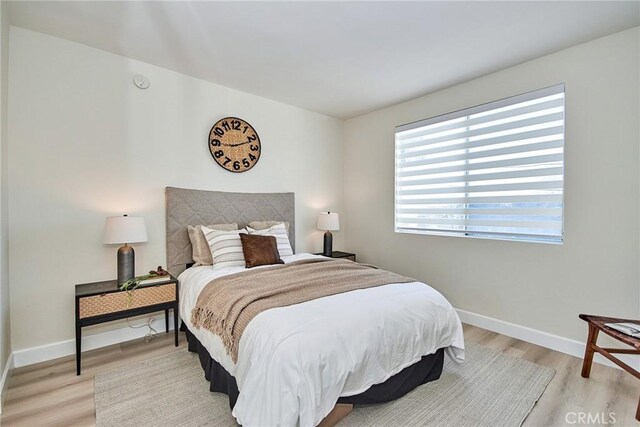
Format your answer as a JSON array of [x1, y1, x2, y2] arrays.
[[74, 275, 179, 375], [314, 251, 356, 262]]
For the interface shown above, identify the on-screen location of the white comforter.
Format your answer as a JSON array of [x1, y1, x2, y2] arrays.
[[179, 253, 465, 427]]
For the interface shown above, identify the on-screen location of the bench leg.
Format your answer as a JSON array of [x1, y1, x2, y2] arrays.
[[636, 395, 639, 421], [581, 324, 599, 378]]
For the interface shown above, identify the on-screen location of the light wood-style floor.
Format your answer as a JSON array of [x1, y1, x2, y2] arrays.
[[1, 324, 637, 426]]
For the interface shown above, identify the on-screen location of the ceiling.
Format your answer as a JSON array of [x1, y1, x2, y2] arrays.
[[7, 1, 640, 119]]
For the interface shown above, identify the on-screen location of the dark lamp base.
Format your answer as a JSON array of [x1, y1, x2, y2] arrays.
[[323, 231, 333, 257], [117, 244, 135, 284]]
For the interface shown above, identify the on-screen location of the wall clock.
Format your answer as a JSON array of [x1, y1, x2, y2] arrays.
[[208, 117, 261, 173]]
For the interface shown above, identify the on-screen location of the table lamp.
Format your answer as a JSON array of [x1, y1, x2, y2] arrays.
[[317, 212, 339, 257], [103, 215, 148, 284]]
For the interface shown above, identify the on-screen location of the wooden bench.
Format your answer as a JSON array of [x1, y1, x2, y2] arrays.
[[579, 314, 640, 421]]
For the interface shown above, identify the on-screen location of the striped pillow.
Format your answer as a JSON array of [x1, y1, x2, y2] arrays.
[[188, 223, 239, 266], [202, 227, 248, 270], [248, 221, 290, 235], [247, 223, 293, 257]]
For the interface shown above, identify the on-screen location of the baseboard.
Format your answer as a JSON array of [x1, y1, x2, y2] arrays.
[[13, 313, 175, 368], [456, 308, 640, 371], [0, 352, 14, 414]]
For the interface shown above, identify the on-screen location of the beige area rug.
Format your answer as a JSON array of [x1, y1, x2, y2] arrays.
[[95, 343, 554, 427]]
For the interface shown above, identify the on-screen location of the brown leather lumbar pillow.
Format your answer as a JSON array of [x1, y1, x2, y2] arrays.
[[240, 233, 284, 268]]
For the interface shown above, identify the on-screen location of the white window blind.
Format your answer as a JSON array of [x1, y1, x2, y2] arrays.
[[395, 84, 564, 243]]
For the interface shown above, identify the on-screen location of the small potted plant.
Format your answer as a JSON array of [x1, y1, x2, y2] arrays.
[[119, 266, 170, 297]]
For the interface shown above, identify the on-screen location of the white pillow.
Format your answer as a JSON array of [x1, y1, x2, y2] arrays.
[[247, 223, 293, 257], [202, 227, 248, 269]]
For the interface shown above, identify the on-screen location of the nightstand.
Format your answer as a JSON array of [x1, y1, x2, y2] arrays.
[[75, 275, 179, 375], [314, 251, 356, 262]]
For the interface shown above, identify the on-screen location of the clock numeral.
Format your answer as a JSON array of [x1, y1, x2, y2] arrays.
[[250, 144, 259, 151], [231, 120, 241, 130], [214, 150, 224, 158], [233, 161, 241, 171], [222, 121, 231, 132], [249, 153, 257, 161], [223, 156, 231, 166], [214, 127, 224, 137], [243, 126, 248, 134], [242, 158, 250, 168], [247, 134, 257, 142], [210, 139, 221, 147]]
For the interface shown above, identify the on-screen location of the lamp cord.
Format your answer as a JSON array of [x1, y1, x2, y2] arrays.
[[127, 316, 158, 343]]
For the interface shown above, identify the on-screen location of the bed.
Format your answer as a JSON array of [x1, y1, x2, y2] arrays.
[[165, 187, 465, 426]]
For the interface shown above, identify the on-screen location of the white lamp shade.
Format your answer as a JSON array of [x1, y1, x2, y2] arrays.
[[103, 215, 148, 244], [317, 212, 339, 231]]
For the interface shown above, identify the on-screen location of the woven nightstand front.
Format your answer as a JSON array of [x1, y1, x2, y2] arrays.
[[78, 283, 176, 319]]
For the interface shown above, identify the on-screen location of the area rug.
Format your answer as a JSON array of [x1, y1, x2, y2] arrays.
[[95, 343, 554, 427]]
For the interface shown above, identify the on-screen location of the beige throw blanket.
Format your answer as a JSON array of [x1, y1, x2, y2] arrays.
[[191, 258, 415, 362]]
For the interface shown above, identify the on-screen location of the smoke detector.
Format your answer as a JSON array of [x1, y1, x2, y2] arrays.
[[133, 74, 150, 90]]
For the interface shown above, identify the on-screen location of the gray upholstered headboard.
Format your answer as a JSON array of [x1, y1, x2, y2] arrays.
[[165, 187, 295, 277]]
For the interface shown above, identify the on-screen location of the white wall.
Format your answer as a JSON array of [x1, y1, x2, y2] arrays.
[[0, 0, 11, 392], [343, 27, 640, 343], [8, 28, 344, 351]]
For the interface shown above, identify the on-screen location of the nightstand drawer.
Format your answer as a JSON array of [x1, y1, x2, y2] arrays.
[[78, 283, 176, 319]]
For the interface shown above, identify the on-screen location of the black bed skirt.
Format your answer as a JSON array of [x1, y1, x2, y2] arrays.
[[183, 323, 444, 409]]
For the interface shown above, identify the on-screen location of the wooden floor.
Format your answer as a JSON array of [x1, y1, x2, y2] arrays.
[[1, 324, 637, 426]]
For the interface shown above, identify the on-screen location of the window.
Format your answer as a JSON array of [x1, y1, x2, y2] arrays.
[[395, 85, 564, 243]]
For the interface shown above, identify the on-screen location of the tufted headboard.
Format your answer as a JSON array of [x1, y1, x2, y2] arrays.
[[165, 187, 295, 277]]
